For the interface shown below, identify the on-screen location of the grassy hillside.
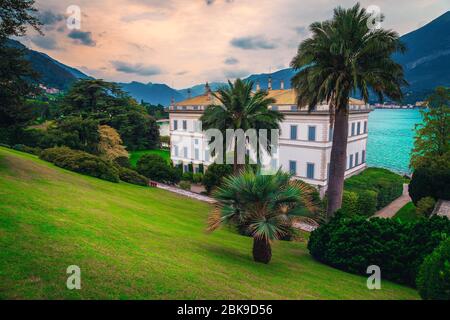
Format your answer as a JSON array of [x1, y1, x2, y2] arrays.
[[0, 147, 418, 300]]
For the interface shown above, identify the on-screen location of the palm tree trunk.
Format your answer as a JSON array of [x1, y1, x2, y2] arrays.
[[252, 238, 272, 264], [233, 137, 238, 174], [327, 106, 349, 217]]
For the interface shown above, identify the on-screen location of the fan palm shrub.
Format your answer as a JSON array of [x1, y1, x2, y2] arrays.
[[207, 169, 318, 264]]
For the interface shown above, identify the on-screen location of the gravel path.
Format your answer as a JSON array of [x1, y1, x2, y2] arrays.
[[373, 184, 411, 218]]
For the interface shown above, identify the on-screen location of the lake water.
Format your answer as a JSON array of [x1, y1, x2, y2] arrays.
[[367, 109, 423, 174]]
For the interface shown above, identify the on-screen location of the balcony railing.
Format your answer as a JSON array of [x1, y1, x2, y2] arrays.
[[169, 104, 372, 112]]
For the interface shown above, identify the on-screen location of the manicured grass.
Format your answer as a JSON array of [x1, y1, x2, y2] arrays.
[[129, 149, 170, 167], [0, 147, 419, 299], [394, 202, 420, 223]]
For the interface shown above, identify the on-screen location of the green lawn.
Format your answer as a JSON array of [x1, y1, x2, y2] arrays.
[[0, 147, 419, 300], [394, 202, 420, 223], [129, 149, 170, 167]]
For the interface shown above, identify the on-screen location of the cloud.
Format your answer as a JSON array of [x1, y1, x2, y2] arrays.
[[111, 60, 162, 76], [37, 10, 64, 27], [294, 26, 308, 36], [224, 57, 239, 65], [122, 11, 169, 22], [68, 30, 96, 46], [224, 69, 250, 79], [205, 0, 234, 5], [176, 71, 189, 76], [230, 36, 277, 50], [31, 36, 58, 50]]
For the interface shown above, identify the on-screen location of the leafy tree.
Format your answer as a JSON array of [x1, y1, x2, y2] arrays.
[[0, 0, 42, 40], [208, 169, 317, 264], [290, 3, 406, 217], [0, 0, 42, 144], [108, 109, 159, 151], [142, 101, 168, 120], [98, 125, 128, 161], [0, 44, 39, 144], [200, 79, 283, 174], [45, 117, 100, 154], [62, 80, 160, 150], [411, 87, 450, 170]]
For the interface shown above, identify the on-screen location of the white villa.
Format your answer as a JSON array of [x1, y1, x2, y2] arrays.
[[169, 81, 371, 195]]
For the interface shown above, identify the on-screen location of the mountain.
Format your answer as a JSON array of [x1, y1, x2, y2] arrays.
[[5, 39, 91, 90], [178, 82, 225, 99], [394, 11, 450, 102], [118, 81, 184, 106]]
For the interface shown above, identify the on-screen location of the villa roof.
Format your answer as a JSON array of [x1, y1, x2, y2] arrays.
[[174, 89, 366, 107]]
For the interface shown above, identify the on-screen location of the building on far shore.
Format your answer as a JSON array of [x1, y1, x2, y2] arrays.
[[169, 81, 371, 195]]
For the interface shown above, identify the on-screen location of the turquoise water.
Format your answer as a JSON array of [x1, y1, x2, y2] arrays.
[[367, 109, 423, 174]]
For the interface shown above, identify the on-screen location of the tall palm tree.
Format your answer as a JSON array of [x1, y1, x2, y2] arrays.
[[207, 169, 318, 264], [290, 3, 406, 217], [200, 79, 284, 174]]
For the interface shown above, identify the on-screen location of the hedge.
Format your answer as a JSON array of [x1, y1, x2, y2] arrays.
[[343, 168, 404, 216], [40, 147, 119, 183], [416, 238, 450, 300], [308, 213, 450, 287]]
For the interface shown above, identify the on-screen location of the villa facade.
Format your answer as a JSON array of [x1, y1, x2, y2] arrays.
[[169, 83, 371, 194]]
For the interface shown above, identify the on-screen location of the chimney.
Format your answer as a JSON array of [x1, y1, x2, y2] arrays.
[[268, 76, 272, 91], [205, 82, 212, 101], [187, 88, 192, 99], [280, 80, 285, 90], [256, 81, 261, 91]]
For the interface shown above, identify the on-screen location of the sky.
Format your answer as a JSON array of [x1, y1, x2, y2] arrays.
[[20, 0, 450, 89]]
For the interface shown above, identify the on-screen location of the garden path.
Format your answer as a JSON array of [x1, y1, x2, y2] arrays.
[[373, 184, 411, 218]]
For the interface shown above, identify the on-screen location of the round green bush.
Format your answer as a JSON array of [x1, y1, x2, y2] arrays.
[[136, 154, 180, 184], [340, 191, 359, 217], [202, 163, 233, 194], [179, 181, 191, 191], [192, 173, 204, 184], [410, 167, 450, 205], [417, 238, 450, 300], [416, 197, 436, 218], [118, 167, 148, 186], [308, 214, 450, 287], [356, 189, 378, 216]]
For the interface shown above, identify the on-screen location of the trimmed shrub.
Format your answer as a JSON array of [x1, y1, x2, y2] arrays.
[[114, 156, 131, 169], [192, 173, 204, 184], [308, 213, 450, 287], [202, 163, 233, 194], [179, 181, 191, 191], [12, 144, 42, 156], [417, 238, 450, 300], [345, 168, 404, 211], [416, 197, 437, 218], [182, 172, 193, 182], [340, 191, 359, 217], [356, 189, 378, 216], [118, 167, 148, 186], [40, 147, 119, 183], [136, 154, 180, 184], [410, 167, 450, 205]]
